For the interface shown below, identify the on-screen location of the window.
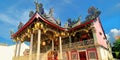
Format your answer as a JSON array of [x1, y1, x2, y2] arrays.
[[88, 51, 97, 59], [99, 32, 102, 35]]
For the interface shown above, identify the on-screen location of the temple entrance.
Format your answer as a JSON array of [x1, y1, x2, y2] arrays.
[[79, 51, 87, 60]]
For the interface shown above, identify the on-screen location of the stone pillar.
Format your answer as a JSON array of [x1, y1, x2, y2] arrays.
[[52, 40, 54, 51], [14, 41, 18, 57], [18, 41, 22, 56], [29, 34, 33, 60], [36, 30, 41, 60], [59, 36, 63, 60]]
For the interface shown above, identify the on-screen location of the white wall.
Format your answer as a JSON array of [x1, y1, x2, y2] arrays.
[[0, 43, 29, 60], [99, 47, 109, 60]]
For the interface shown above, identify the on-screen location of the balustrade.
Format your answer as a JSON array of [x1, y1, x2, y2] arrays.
[[62, 39, 94, 50], [12, 53, 47, 60]]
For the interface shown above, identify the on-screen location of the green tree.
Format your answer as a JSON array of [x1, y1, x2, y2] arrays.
[[112, 39, 120, 52], [112, 39, 120, 59]]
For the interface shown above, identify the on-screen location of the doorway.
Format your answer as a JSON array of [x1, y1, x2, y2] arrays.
[[79, 51, 87, 60]]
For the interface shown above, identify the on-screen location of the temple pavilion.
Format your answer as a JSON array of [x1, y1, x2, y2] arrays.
[[11, 1, 113, 60]]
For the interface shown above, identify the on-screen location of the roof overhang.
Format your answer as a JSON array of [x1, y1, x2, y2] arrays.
[[12, 12, 65, 38], [12, 12, 94, 38], [69, 20, 94, 32]]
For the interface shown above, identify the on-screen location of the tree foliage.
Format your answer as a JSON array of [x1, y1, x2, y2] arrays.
[[112, 39, 120, 52], [112, 39, 120, 59]]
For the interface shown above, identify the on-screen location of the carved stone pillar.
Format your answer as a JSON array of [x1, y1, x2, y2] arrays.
[[36, 30, 41, 60], [59, 36, 63, 60], [52, 40, 54, 51], [18, 41, 22, 56], [29, 34, 33, 60], [14, 41, 18, 57]]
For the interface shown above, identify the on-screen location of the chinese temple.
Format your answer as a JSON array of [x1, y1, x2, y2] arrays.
[[11, 1, 113, 60]]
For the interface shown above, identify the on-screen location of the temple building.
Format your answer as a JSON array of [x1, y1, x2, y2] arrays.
[[11, 1, 113, 60]]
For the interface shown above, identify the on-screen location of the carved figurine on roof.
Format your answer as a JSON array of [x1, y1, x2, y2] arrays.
[[10, 29, 14, 39], [64, 16, 81, 29], [35, 1, 44, 15], [18, 22, 24, 30], [29, 1, 45, 17], [45, 8, 55, 23], [30, 1, 61, 26], [44, 8, 61, 26], [85, 6, 101, 21], [72, 16, 81, 27]]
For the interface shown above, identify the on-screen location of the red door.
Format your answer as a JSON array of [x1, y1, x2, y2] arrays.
[[79, 51, 87, 60]]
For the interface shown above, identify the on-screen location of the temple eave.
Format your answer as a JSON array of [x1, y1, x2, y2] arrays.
[[69, 19, 94, 32], [12, 12, 65, 38]]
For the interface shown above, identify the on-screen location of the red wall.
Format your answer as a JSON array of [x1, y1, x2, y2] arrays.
[[87, 48, 98, 60]]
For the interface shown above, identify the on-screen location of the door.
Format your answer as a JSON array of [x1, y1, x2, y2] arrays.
[[79, 51, 87, 60]]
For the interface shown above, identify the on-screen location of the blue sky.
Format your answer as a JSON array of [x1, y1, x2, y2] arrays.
[[0, 0, 120, 45]]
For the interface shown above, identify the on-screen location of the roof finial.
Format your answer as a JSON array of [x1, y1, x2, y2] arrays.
[[34, 0, 39, 12], [34, 0, 44, 15]]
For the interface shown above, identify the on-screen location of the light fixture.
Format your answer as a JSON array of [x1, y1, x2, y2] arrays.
[[42, 41, 46, 46], [61, 32, 65, 36]]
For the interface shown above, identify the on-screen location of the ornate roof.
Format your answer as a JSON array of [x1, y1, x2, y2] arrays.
[[12, 3, 101, 38], [12, 12, 65, 38]]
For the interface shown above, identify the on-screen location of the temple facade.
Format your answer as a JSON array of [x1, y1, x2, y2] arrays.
[[11, 2, 113, 60]]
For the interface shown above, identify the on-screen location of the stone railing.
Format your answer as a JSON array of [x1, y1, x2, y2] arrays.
[[73, 39, 94, 46], [13, 55, 29, 60], [12, 53, 47, 60], [62, 39, 94, 50]]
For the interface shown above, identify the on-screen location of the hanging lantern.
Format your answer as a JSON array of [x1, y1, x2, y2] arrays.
[[54, 32, 59, 37], [35, 22, 40, 29], [36, 22, 40, 27], [61, 32, 65, 36], [40, 23, 43, 28], [42, 41, 46, 46], [55, 33, 59, 37]]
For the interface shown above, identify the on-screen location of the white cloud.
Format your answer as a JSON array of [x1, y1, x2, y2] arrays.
[[106, 28, 120, 45], [110, 28, 120, 37]]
